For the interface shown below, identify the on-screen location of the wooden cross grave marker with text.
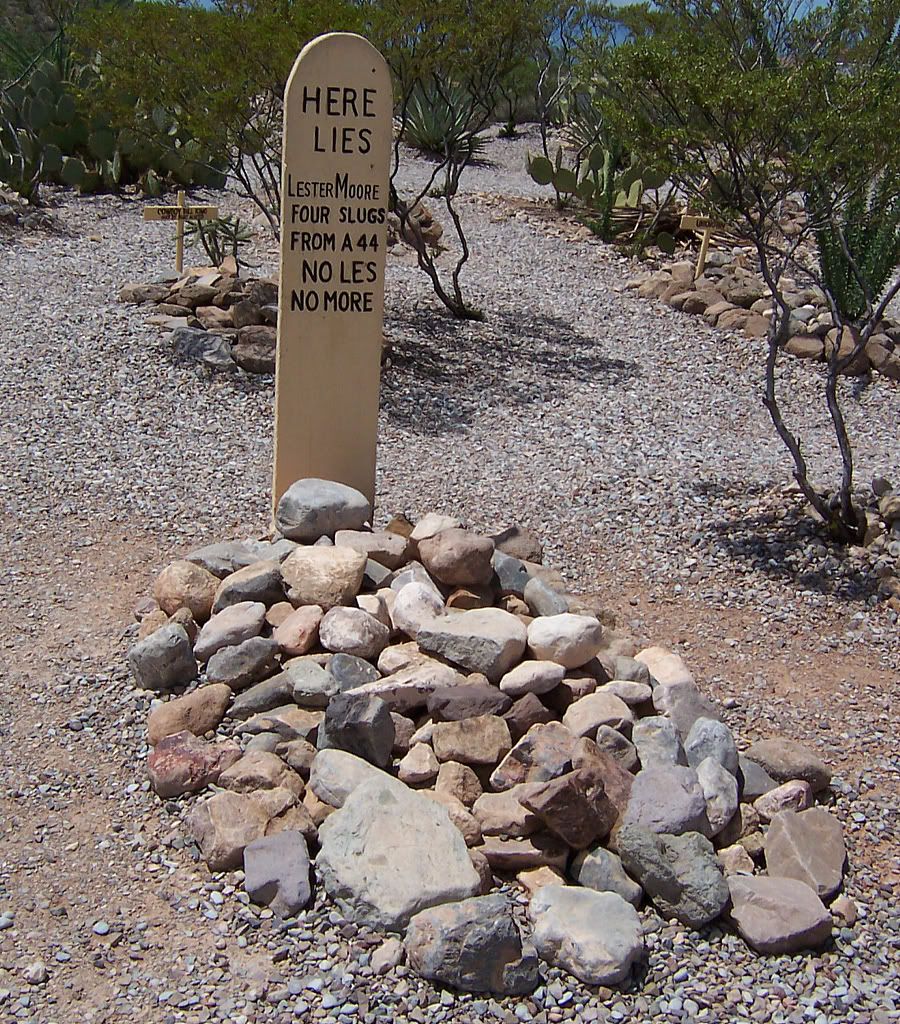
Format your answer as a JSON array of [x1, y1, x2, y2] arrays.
[[272, 32, 392, 511], [680, 213, 720, 279], [143, 190, 218, 273]]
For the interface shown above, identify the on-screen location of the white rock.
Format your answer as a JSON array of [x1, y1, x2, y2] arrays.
[[528, 885, 643, 985], [499, 661, 565, 697], [526, 614, 603, 669], [319, 606, 390, 660], [391, 582, 445, 638]]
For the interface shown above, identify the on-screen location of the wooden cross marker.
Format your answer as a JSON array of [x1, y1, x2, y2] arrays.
[[680, 213, 718, 278], [143, 190, 219, 272]]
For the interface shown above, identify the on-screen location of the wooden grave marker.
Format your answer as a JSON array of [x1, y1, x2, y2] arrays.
[[272, 32, 392, 511], [143, 190, 219, 273], [679, 213, 719, 279]]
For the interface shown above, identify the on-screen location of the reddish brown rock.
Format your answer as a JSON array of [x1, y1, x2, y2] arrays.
[[417, 528, 495, 587], [147, 731, 241, 798], [147, 684, 232, 745], [489, 721, 578, 791], [520, 770, 617, 849]]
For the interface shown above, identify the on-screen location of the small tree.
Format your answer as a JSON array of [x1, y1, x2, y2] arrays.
[[604, 0, 899, 542]]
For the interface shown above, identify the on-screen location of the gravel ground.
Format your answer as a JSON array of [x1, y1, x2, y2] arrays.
[[0, 133, 898, 1023]]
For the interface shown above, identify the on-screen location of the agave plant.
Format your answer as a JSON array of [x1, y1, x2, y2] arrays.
[[402, 83, 487, 164], [810, 172, 900, 323]]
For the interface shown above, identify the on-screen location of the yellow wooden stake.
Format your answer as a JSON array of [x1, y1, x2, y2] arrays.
[[143, 192, 219, 271], [680, 213, 718, 279]]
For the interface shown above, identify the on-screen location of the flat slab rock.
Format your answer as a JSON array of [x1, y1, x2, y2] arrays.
[[764, 807, 846, 898], [316, 776, 481, 929], [727, 876, 832, 954]]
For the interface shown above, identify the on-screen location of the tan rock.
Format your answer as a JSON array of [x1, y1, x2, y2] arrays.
[[717, 843, 755, 876], [432, 715, 512, 766], [562, 692, 633, 738], [266, 802, 318, 845], [187, 790, 271, 871], [517, 865, 567, 897], [148, 684, 232, 745], [477, 834, 569, 872], [334, 529, 410, 570], [421, 790, 483, 846], [218, 751, 305, 797], [153, 560, 219, 622], [266, 598, 294, 622], [473, 786, 541, 837], [743, 314, 771, 339], [447, 586, 494, 610], [785, 335, 824, 360], [397, 743, 440, 785], [138, 608, 169, 639], [435, 761, 483, 806], [303, 786, 336, 826], [280, 546, 366, 610], [418, 528, 495, 587]]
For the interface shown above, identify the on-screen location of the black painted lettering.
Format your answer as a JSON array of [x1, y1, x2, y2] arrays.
[[301, 85, 321, 114], [363, 88, 376, 117]]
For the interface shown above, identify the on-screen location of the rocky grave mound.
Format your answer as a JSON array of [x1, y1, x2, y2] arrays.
[[627, 252, 900, 381], [127, 478, 851, 994], [119, 203, 442, 375]]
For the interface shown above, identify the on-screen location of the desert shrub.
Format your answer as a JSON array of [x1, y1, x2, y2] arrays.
[[404, 83, 487, 164]]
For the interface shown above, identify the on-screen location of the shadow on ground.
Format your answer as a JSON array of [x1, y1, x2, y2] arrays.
[[695, 481, 881, 604], [381, 305, 638, 434]]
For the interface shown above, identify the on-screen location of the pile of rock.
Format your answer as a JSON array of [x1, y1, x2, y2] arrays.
[[626, 253, 900, 380], [119, 202, 442, 375], [864, 477, 900, 611], [120, 259, 279, 374], [128, 478, 850, 994]]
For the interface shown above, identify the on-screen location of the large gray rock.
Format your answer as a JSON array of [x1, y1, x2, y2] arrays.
[[617, 825, 729, 928], [187, 538, 297, 577], [727, 876, 832, 954], [287, 660, 341, 708], [405, 894, 538, 994], [632, 717, 686, 769], [229, 672, 295, 719], [651, 679, 720, 738], [491, 550, 531, 598], [212, 561, 285, 613], [528, 886, 643, 985], [764, 807, 846, 898], [317, 777, 481, 929], [206, 636, 279, 691], [323, 692, 394, 768], [194, 601, 267, 662], [417, 609, 527, 683], [743, 738, 832, 794], [685, 717, 739, 776], [172, 326, 234, 369], [620, 766, 711, 836], [275, 478, 371, 542], [127, 624, 198, 692], [243, 830, 311, 917], [569, 846, 642, 906], [738, 755, 778, 801], [523, 576, 568, 617], [344, 660, 466, 714], [308, 748, 388, 807], [328, 653, 380, 690]]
